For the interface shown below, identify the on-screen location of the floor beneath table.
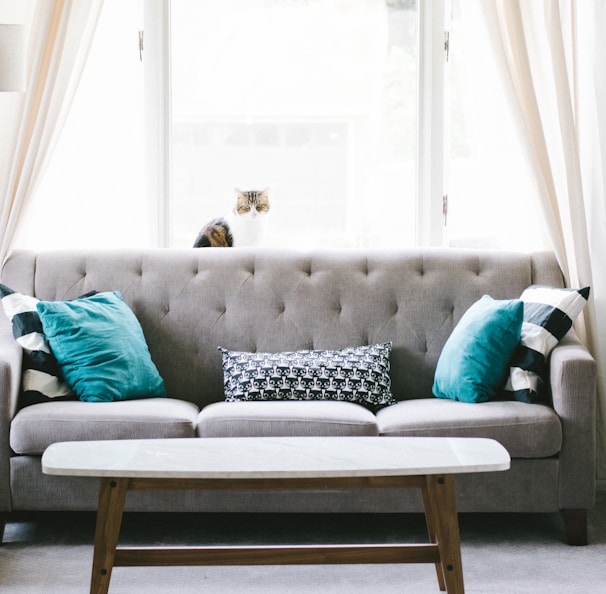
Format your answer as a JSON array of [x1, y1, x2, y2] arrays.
[[3, 494, 606, 594]]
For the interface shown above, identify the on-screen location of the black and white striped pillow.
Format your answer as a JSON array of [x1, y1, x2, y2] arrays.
[[0, 284, 76, 408], [505, 285, 590, 404]]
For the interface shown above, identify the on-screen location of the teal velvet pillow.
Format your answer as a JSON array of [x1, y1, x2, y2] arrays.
[[36, 291, 167, 403], [432, 295, 523, 403]]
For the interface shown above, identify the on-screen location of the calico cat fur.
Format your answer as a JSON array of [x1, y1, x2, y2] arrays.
[[193, 188, 270, 248]]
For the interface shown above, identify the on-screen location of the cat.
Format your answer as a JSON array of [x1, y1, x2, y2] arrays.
[[193, 188, 270, 248]]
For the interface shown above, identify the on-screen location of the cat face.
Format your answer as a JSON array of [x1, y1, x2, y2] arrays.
[[235, 188, 270, 219]]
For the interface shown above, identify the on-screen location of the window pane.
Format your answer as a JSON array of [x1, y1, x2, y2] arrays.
[[14, 0, 146, 250], [446, 0, 549, 251], [170, 0, 418, 248]]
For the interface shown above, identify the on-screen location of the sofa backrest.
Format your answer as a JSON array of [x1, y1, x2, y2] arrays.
[[1, 248, 564, 408]]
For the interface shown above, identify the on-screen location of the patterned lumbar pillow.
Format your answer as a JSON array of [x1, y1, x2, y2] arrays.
[[0, 283, 75, 408], [505, 284, 590, 403], [220, 342, 395, 407]]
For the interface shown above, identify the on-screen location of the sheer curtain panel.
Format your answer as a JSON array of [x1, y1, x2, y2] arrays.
[[0, 0, 103, 264], [477, 0, 606, 477]]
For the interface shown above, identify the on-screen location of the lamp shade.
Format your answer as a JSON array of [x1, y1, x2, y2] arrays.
[[0, 24, 26, 92]]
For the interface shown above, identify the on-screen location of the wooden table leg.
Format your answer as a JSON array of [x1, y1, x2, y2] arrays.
[[422, 483, 447, 591], [90, 478, 128, 594], [424, 475, 465, 594]]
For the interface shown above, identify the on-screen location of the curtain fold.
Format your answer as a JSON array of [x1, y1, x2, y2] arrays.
[[482, 0, 606, 477], [0, 0, 104, 264]]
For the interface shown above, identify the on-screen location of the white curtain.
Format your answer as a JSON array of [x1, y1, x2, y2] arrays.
[[0, 0, 104, 264], [470, 0, 606, 477]]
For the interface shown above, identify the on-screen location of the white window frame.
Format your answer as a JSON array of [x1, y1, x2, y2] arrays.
[[144, 0, 171, 247], [144, 0, 450, 248], [417, 0, 449, 247]]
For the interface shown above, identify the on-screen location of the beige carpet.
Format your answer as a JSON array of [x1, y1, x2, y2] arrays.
[[2, 491, 606, 593]]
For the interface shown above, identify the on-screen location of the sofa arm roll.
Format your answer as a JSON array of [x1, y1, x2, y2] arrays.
[[0, 316, 23, 511], [549, 330, 597, 510]]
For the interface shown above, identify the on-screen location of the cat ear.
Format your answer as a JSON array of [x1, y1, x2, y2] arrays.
[[260, 187, 270, 196], [235, 188, 245, 197]]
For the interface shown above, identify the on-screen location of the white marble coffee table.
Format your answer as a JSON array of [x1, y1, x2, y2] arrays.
[[42, 436, 510, 594]]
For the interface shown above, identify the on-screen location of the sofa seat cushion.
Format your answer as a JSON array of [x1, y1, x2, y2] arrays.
[[10, 398, 199, 455], [376, 399, 561, 458], [197, 401, 379, 437]]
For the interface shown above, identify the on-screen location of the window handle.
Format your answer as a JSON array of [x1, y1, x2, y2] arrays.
[[139, 30, 144, 62]]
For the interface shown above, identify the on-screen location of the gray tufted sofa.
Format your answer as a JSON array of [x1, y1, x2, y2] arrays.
[[0, 248, 596, 545]]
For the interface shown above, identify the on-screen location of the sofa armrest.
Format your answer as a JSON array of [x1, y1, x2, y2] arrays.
[[549, 330, 596, 510], [0, 314, 22, 512]]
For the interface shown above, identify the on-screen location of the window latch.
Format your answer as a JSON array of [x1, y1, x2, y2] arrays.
[[444, 30, 450, 62], [139, 30, 144, 62]]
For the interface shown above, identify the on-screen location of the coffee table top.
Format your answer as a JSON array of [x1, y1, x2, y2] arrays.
[[42, 436, 510, 479]]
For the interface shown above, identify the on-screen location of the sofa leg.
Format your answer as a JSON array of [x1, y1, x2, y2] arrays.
[[0, 512, 6, 545], [561, 509, 587, 546]]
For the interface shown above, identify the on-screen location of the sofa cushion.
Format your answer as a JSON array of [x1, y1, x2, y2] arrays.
[[36, 291, 167, 403], [433, 295, 523, 403], [197, 401, 379, 437], [376, 399, 561, 458], [220, 343, 395, 407], [9, 398, 199, 455], [505, 285, 590, 404]]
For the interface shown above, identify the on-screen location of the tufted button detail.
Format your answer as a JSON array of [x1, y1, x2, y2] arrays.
[[300, 260, 312, 277]]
